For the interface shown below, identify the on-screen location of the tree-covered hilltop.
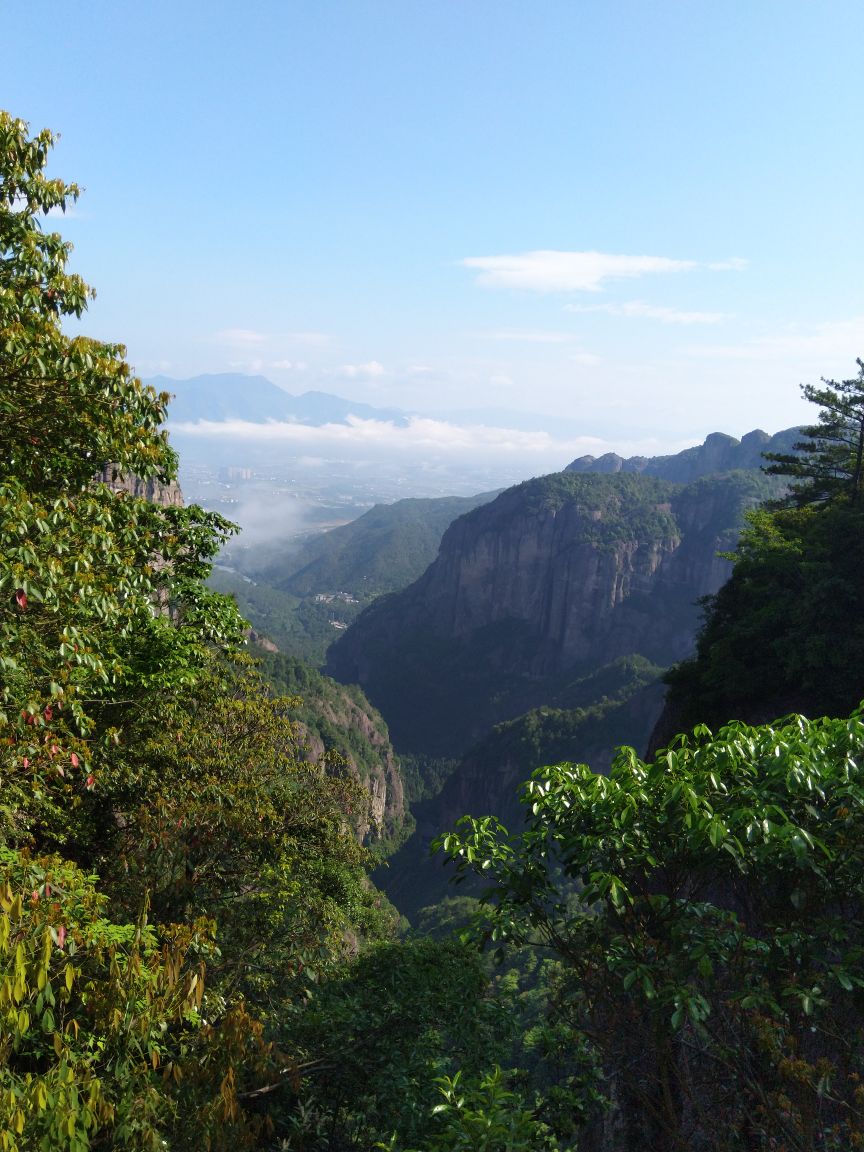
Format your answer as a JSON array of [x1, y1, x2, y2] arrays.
[[258, 490, 501, 598], [658, 360, 864, 739]]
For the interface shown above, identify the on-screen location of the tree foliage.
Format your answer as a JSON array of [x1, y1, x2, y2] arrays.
[[0, 112, 401, 1150], [764, 359, 864, 506], [664, 501, 864, 735], [441, 711, 864, 1150]]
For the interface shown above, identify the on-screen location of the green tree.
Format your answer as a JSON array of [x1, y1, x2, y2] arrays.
[[0, 112, 400, 1150], [663, 500, 864, 731], [764, 358, 864, 506], [378, 1067, 561, 1152], [440, 711, 864, 1151], [287, 938, 508, 1149], [0, 111, 246, 855]]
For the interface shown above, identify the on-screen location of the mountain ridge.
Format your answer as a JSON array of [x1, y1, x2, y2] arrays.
[[151, 372, 410, 426], [566, 426, 800, 482]]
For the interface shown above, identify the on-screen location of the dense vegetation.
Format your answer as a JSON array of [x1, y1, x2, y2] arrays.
[[453, 471, 680, 547], [664, 364, 864, 734], [442, 710, 864, 1150], [663, 501, 864, 731], [207, 565, 361, 666], [261, 492, 500, 599]]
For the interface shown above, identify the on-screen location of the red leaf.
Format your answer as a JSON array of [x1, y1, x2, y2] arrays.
[[14, 589, 27, 611], [70, 752, 79, 768]]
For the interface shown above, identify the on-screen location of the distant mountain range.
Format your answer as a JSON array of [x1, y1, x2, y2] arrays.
[[150, 372, 655, 441], [150, 373, 409, 426]]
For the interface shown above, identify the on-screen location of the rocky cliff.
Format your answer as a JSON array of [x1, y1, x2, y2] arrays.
[[327, 469, 770, 758], [261, 654, 406, 846], [95, 464, 184, 507]]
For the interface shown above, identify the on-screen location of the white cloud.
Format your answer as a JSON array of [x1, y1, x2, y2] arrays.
[[169, 412, 688, 462], [680, 316, 864, 363], [462, 250, 697, 293], [282, 331, 329, 345], [337, 360, 386, 378], [215, 328, 267, 346], [570, 352, 603, 366], [567, 300, 727, 324], [478, 329, 576, 343], [270, 359, 308, 370]]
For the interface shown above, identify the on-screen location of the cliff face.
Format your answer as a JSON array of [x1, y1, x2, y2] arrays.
[[95, 465, 184, 508], [418, 502, 678, 672], [295, 693, 405, 844], [261, 654, 407, 846], [327, 471, 763, 758]]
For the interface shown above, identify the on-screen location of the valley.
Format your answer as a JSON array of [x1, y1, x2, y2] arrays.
[[221, 425, 792, 916]]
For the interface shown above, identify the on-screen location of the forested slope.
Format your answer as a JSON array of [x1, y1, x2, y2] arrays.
[[209, 491, 500, 664]]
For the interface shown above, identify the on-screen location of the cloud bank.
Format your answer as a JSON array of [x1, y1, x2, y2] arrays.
[[461, 249, 747, 293], [169, 413, 688, 465]]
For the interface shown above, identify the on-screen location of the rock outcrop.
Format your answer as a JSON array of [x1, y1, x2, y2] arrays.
[[95, 464, 184, 508], [327, 469, 771, 758], [262, 654, 407, 846], [294, 691, 405, 844]]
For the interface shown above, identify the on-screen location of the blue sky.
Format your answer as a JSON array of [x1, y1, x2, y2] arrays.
[[6, 0, 864, 458]]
